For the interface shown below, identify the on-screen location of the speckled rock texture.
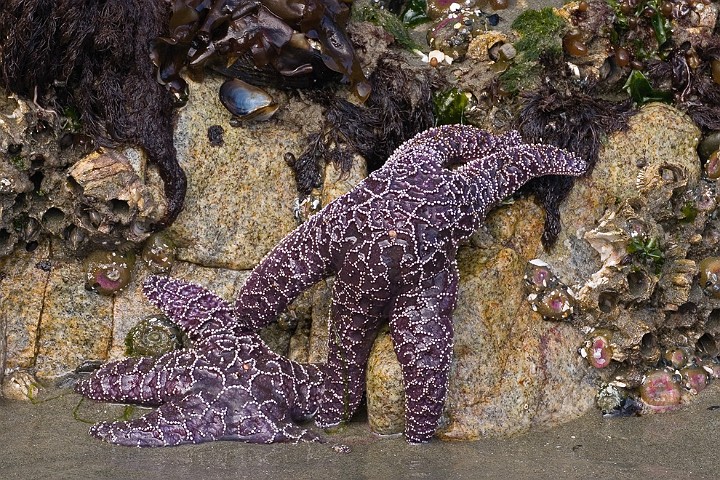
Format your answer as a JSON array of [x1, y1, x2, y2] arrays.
[[168, 75, 324, 270], [366, 197, 596, 439], [366, 327, 406, 435], [0, 77, 345, 384]]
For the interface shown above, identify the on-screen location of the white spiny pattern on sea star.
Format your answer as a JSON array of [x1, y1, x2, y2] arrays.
[[76, 125, 587, 445]]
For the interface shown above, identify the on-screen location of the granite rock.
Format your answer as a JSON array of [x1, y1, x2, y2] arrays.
[[33, 252, 114, 379], [0, 241, 51, 379], [366, 327, 406, 436], [168, 75, 324, 270]]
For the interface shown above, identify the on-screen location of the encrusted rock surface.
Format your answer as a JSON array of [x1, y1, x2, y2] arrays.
[[549, 103, 702, 284], [0, 91, 166, 257], [441, 201, 596, 439], [365, 102, 705, 435]]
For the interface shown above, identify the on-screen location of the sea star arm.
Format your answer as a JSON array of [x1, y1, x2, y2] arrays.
[[455, 143, 587, 222], [312, 292, 383, 428], [384, 125, 523, 171], [87, 387, 225, 447], [143, 275, 236, 341], [388, 264, 458, 444], [87, 383, 323, 447], [74, 351, 197, 406], [233, 213, 334, 330], [85, 350, 325, 447]]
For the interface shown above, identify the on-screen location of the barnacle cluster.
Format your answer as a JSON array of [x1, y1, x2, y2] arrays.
[[152, 0, 371, 103], [0, 0, 185, 227], [0, 94, 165, 258], [571, 157, 720, 414]]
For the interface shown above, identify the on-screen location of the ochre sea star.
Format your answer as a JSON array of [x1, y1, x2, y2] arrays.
[[76, 276, 325, 446], [76, 125, 587, 445]]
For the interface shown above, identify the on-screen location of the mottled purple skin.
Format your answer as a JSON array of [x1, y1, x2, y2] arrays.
[[75, 276, 324, 446], [233, 125, 586, 443], [75, 125, 586, 446]]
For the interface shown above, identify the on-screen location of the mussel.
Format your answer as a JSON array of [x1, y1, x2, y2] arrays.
[[219, 78, 279, 122]]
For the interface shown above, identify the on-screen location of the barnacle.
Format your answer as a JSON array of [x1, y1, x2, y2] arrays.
[[0, 0, 186, 228]]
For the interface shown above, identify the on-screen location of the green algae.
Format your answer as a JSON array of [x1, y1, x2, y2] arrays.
[[433, 88, 472, 125], [353, 5, 422, 51], [627, 235, 664, 272], [401, 0, 431, 27], [499, 7, 568, 93], [623, 70, 672, 105]]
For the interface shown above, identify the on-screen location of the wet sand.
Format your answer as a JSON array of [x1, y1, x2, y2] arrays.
[[1, 384, 719, 480]]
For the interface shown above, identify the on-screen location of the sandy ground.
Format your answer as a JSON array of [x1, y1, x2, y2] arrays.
[[1, 384, 719, 480]]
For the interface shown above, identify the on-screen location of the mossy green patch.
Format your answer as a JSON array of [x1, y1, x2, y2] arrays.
[[9, 154, 26, 170], [511, 7, 567, 61], [353, 4, 422, 51], [499, 8, 567, 94]]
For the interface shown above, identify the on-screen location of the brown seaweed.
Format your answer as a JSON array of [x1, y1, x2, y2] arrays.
[[518, 61, 633, 248], [0, 0, 186, 228], [645, 39, 720, 131], [290, 54, 440, 195], [153, 0, 370, 101]]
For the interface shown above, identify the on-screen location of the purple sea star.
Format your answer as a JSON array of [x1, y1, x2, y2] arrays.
[[75, 275, 325, 446], [76, 124, 587, 445], [232, 125, 587, 442]]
